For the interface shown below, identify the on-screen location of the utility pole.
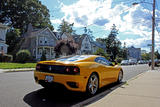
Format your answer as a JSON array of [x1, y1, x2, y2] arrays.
[[151, 0, 155, 70]]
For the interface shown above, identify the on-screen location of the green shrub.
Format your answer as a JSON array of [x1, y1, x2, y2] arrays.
[[16, 50, 31, 63], [0, 53, 13, 62]]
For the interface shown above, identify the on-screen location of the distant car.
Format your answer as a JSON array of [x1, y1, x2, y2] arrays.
[[121, 60, 129, 65], [138, 60, 144, 64], [34, 55, 123, 95], [148, 59, 160, 67], [129, 59, 137, 65]]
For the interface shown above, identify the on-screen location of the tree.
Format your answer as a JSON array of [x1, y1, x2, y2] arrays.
[[58, 19, 75, 34], [54, 40, 77, 57], [106, 24, 121, 61], [0, 0, 53, 33], [6, 29, 21, 54], [120, 42, 128, 59], [94, 48, 108, 59], [141, 53, 150, 60], [83, 27, 94, 41], [155, 50, 160, 59]]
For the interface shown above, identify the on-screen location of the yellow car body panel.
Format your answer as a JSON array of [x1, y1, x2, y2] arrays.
[[34, 55, 122, 92]]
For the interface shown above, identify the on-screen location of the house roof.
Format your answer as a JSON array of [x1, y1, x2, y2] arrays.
[[72, 34, 87, 49], [91, 41, 106, 49]]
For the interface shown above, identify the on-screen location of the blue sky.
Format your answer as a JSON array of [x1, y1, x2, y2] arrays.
[[40, 0, 160, 52]]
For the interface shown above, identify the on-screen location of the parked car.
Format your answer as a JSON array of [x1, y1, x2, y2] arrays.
[[148, 59, 160, 67], [121, 60, 129, 65], [34, 55, 123, 95], [129, 59, 137, 65], [138, 60, 145, 64]]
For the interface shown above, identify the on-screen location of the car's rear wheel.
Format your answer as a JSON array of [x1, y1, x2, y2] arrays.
[[117, 70, 123, 83], [86, 73, 99, 96]]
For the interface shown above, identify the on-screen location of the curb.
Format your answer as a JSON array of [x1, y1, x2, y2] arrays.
[[0, 68, 35, 73]]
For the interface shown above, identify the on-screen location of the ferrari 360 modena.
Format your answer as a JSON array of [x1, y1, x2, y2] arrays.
[[34, 55, 123, 95]]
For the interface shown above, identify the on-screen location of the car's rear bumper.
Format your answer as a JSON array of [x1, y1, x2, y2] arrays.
[[34, 71, 88, 92]]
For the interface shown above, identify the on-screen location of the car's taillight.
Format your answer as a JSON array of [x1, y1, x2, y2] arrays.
[[36, 64, 41, 71], [66, 67, 70, 72], [65, 66, 80, 75], [73, 67, 79, 73]]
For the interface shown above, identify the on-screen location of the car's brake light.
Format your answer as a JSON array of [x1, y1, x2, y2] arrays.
[[73, 67, 79, 73], [66, 67, 70, 72], [73, 67, 80, 74], [65, 66, 80, 75]]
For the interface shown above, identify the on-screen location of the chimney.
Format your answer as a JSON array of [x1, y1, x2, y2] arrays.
[[27, 23, 33, 33]]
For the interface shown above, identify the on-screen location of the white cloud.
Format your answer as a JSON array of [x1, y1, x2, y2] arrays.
[[60, 0, 113, 27], [57, 0, 160, 50], [51, 19, 62, 24]]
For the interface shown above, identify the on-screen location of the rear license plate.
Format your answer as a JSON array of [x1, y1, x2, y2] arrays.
[[45, 75, 53, 83]]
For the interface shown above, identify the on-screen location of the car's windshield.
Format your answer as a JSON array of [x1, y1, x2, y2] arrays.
[[55, 55, 90, 62]]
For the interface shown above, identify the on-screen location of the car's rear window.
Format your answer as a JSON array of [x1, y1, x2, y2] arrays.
[[55, 55, 90, 62]]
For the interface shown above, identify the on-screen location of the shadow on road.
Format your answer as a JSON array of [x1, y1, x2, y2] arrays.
[[23, 82, 125, 107]]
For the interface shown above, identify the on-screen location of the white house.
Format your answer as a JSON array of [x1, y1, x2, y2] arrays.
[[0, 23, 8, 54], [21, 24, 58, 61], [80, 35, 92, 54], [73, 34, 106, 55]]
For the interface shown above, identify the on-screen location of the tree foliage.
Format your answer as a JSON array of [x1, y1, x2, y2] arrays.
[[54, 40, 77, 57], [16, 49, 31, 63], [94, 48, 108, 59], [106, 24, 121, 61], [58, 19, 75, 34], [120, 42, 128, 59], [6, 29, 21, 54], [155, 50, 160, 59], [141, 53, 150, 60], [83, 27, 94, 41], [0, 0, 53, 33]]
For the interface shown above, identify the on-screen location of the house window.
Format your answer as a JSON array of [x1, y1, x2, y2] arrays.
[[85, 44, 88, 49], [39, 37, 44, 45], [44, 37, 48, 45]]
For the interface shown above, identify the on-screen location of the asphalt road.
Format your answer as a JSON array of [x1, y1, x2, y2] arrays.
[[0, 64, 151, 107]]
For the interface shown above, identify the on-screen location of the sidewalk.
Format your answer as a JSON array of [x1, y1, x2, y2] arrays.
[[0, 68, 35, 73], [87, 70, 160, 107]]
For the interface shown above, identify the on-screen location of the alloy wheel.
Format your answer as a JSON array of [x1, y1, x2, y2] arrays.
[[87, 74, 99, 95]]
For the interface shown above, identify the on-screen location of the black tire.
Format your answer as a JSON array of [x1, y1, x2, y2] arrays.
[[86, 73, 99, 96], [117, 70, 123, 83], [40, 83, 50, 89]]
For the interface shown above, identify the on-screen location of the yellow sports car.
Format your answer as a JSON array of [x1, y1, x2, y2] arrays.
[[34, 55, 123, 95]]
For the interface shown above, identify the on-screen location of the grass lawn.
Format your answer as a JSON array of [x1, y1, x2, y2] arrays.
[[0, 63, 36, 69]]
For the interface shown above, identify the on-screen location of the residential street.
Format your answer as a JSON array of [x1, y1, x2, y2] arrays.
[[0, 65, 151, 107]]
